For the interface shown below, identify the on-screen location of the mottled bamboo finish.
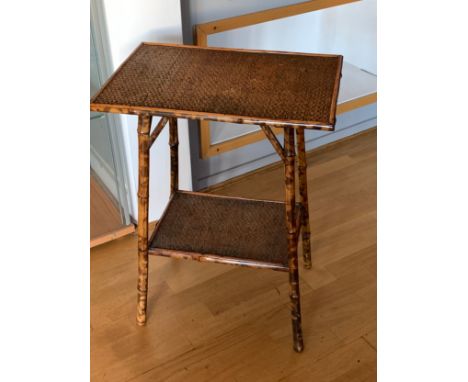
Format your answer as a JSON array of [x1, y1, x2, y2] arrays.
[[150, 247, 288, 272], [149, 116, 168, 147], [284, 126, 304, 352], [169, 118, 179, 194], [90, 104, 335, 131], [260, 124, 286, 162], [136, 114, 152, 326], [296, 127, 312, 269]]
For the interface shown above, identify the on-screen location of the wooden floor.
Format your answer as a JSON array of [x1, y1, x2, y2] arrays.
[[91, 128, 376, 381]]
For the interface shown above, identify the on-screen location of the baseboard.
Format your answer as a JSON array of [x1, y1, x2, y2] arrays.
[[90, 224, 135, 248]]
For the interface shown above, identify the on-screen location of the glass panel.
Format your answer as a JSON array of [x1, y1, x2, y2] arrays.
[[210, 121, 260, 145], [90, 26, 131, 241]]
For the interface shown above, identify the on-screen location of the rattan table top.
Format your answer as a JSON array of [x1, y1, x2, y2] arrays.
[[91, 43, 343, 129]]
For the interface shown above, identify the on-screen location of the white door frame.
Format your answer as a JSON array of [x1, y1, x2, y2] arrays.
[[91, 0, 132, 225]]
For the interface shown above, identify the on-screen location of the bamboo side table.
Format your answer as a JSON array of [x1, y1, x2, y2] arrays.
[[91, 43, 342, 352]]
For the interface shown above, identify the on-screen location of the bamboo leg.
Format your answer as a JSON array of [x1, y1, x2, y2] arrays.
[[136, 114, 152, 326], [260, 124, 286, 162], [296, 127, 312, 269], [169, 118, 179, 194], [284, 126, 304, 352]]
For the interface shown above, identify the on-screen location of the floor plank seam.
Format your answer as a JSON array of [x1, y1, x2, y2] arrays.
[[361, 335, 377, 352]]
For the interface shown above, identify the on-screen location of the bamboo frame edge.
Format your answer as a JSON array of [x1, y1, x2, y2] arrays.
[[149, 247, 289, 272]]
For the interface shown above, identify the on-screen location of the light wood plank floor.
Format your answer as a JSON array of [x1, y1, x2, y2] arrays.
[[91, 128, 376, 381]]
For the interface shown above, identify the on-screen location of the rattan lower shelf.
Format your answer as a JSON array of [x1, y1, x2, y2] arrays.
[[149, 191, 301, 272]]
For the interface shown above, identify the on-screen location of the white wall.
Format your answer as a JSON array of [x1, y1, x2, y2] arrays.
[[102, 0, 192, 221]]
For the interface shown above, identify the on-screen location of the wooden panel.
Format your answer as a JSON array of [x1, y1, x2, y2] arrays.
[[338, 92, 377, 115], [196, 0, 360, 36]]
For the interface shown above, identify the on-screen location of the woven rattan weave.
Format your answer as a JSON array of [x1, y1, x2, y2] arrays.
[[150, 192, 298, 270], [91, 43, 342, 129]]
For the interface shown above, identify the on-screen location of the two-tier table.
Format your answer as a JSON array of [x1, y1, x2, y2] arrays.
[[90, 42, 343, 352]]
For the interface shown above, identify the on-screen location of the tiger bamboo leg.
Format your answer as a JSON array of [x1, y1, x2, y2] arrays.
[[136, 114, 152, 326], [296, 127, 312, 269], [284, 126, 304, 352], [169, 118, 179, 194]]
